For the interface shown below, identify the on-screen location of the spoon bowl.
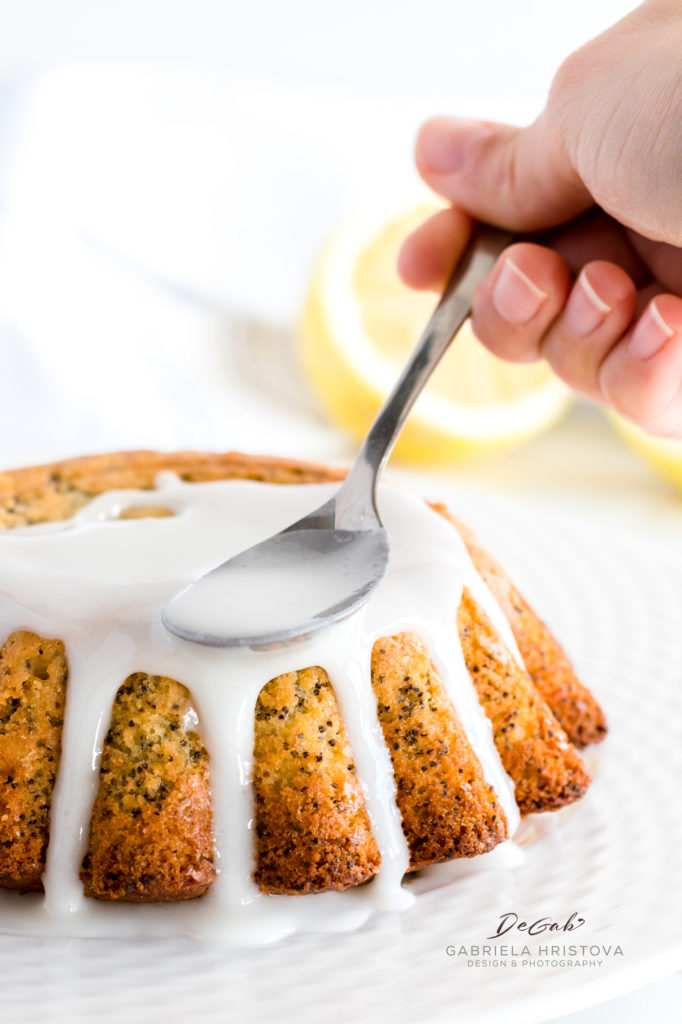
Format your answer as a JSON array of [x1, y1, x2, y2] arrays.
[[162, 523, 389, 649]]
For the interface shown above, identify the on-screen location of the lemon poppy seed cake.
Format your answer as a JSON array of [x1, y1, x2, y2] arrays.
[[0, 451, 605, 941]]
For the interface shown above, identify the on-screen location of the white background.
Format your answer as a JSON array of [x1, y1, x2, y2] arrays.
[[0, 0, 644, 467]]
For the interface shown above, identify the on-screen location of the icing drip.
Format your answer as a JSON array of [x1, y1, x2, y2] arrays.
[[0, 476, 521, 943]]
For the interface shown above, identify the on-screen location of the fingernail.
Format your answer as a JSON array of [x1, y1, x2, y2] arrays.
[[419, 119, 493, 174], [628, 299, 674, 359], [563, 270, 611, 336], [492, 257, 548, 325]]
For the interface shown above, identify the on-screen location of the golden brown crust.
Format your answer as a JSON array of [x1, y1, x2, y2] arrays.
[[440, 509, 607, 748], [0, 632, 67, 890], [253, 666, 380, 894], [370, 633, 507, 868], [457, 589, 590, 814], [80, 673, 216, 902], [0, 450, 344, 528]]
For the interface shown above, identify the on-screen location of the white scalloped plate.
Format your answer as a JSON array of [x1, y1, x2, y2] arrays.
[[3, 496, 681, 1024]]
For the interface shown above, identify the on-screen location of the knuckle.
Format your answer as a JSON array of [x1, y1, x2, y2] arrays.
[[549, 50, 588, 107], [546, 46, 597, 150]]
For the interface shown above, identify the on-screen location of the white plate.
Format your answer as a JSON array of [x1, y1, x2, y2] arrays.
[[2, 496, 681, 1024]]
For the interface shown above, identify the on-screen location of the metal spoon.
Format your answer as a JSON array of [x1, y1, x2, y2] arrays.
[[162, 225, 513, 649]]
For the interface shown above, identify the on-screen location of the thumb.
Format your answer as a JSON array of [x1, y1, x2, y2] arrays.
[[415, 115, 592, 232]]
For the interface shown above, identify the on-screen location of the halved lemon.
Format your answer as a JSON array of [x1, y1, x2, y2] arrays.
[[609, 413, 682, 491], [297, 203, 572, 463]]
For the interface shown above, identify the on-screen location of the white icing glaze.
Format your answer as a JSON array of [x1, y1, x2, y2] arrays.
[[164, 526, 387, 645], [0, 475, 522, 943]]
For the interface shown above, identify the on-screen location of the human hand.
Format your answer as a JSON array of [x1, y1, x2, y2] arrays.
[[398, 0, 682, 437]]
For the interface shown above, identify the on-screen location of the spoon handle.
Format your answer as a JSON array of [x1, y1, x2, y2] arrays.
[[336, 224, 515, 527]]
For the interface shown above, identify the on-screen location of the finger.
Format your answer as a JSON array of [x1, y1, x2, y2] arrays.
[[470, 243, 572, 364], [540, 261, 638, 401], [543, 209, 652, 287], [397, 207, 472, 291], [625, 229, 682, 295], [633, 282, 666, 318], [599, 295, 682, 435], [415, 115, 592, 232]]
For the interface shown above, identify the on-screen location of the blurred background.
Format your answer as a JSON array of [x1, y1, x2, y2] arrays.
[[0, 0, 679, 527], [0, 2, 681, 1021]]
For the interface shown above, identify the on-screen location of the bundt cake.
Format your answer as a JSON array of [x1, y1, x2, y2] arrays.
[[0, 451, 606, 941]]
